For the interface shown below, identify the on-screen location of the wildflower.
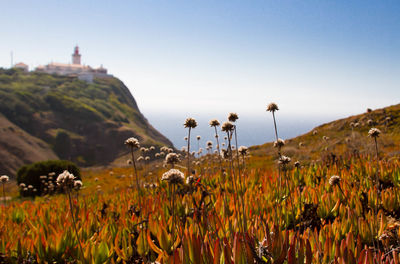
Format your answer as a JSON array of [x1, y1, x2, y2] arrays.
[[273, 138, 285, 148], [221, 149, 230, 159], [266, 102, 279, 112], [322, 136, 329, 141], [48, 172, 56, 177], [184, 118, 197, 128], [161, 169, 185, 184], [0, 175, 9, 183], [145, 156, 150, 161], [312, 130, 318, 135], [150, 146, 155, 151], [57, 170, 76, 188], [368, 128, 381, 138], [74, 180, 83, 190], [127, 159, 133, 165], [160, 146, 168, 152], [329, 175, 341, 186], [19, 183, 26, 188], [184, 137, 188, 141], [221, 121, 234, 132], [155, 153, 160, 158], [140, 147, 146, 152], [367, 119, 374, 126], [209, 119, 220, 127], [165, 153, 180, 165], [278, 155, 291, 165], [299, 142, 304, 147], [196, 135, 201, 140], [238, 146, 248, 156], [228, 112, 239, 122], [206, 141, 213, 147], [137, 156, 144, 162], [167, 148, 173, 153], [186, 175, 195, 185], [294, 161, 300, 168], [125, 137, 140, 148]]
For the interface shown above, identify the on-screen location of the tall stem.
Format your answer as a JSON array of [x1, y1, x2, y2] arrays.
[[234, 125, 246, 233], [214, 126, 223, 174], [67, 189, 86, 263], [2, 184, 5, 206], [130, 147, 141, 207], [271, 111, 282, 227], [227, 131, 242, 233], [187, 127, 192, 175], [171, 184, 175, 254], [374, 137, 380, 247]]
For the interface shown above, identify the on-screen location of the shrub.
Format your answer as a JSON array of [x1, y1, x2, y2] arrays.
[[17, 160, 81, 197]]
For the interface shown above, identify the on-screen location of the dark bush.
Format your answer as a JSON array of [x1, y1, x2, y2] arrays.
[[16, 160, 81, 197]]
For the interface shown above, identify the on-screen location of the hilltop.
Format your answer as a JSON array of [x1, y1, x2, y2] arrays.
[[0, 68, 172, 176], [251, 103, 400, 166]]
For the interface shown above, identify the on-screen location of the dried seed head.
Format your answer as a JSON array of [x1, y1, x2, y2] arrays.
[[228, 112, 239, 122], [266, 102, 279, 112], [312, 130, 318, 135], [238, 146, 248, 156], [137, 156, 144, 162], [56, 170, 76, 188], [322, 136, 329, 141], [367, 119, 374, 126], [273, 138, 285, 148], [184, 118, 197, 128], [161, 169, 185, 185], [294, 161, 301, 168], [368, 128, 381, 138], [125, 137, 140, 149], [186, 175, 195, 185], [74, 180, 83, 189], [165, 153, 180, 165], [278, 155, 291, 165], [209, 119, 220, 127], [145, 156, 150, 161], [221, 121, 234, 132], [329, 175, 341, 186], [0, 175, 9, 183], [196, 135, 201, 140], [220, 149, 230, 159], [149, 146, 155, 151], [206, 141, 213, 147]]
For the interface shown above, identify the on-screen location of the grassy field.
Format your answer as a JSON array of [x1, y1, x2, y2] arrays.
[[1, 108, 400, 263]]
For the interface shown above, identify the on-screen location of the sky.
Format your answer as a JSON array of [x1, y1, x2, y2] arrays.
[[0, 0, 399, 147]]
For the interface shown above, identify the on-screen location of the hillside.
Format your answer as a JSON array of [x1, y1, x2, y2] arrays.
[[0, 68, 172, 176], [251, 103, 400, 166]]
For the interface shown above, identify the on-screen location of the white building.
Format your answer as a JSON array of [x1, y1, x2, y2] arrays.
[[14, 62, 29, 72], [35, 46, 111, 83]]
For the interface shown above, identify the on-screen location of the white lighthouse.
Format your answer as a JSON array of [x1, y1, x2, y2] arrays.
[[72, 46, 81, 65]]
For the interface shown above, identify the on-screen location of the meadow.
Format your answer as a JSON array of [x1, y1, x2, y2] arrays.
[[1, 105, 400, 264]]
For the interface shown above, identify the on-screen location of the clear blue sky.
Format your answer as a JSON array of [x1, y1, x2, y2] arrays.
[[1, 0, 399, 120]]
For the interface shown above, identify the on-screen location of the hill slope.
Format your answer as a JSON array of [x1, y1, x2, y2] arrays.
[[0, 68, 172, 176], [251, 103, 400, 166]]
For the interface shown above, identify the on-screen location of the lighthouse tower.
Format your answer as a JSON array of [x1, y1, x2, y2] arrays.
[[72, 46, 81, 65]]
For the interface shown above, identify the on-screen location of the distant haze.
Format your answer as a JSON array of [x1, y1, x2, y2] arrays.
[[146, 111, 342, 149]]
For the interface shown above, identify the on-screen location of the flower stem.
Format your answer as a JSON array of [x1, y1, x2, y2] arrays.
[[67, 189, 86, 263]]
